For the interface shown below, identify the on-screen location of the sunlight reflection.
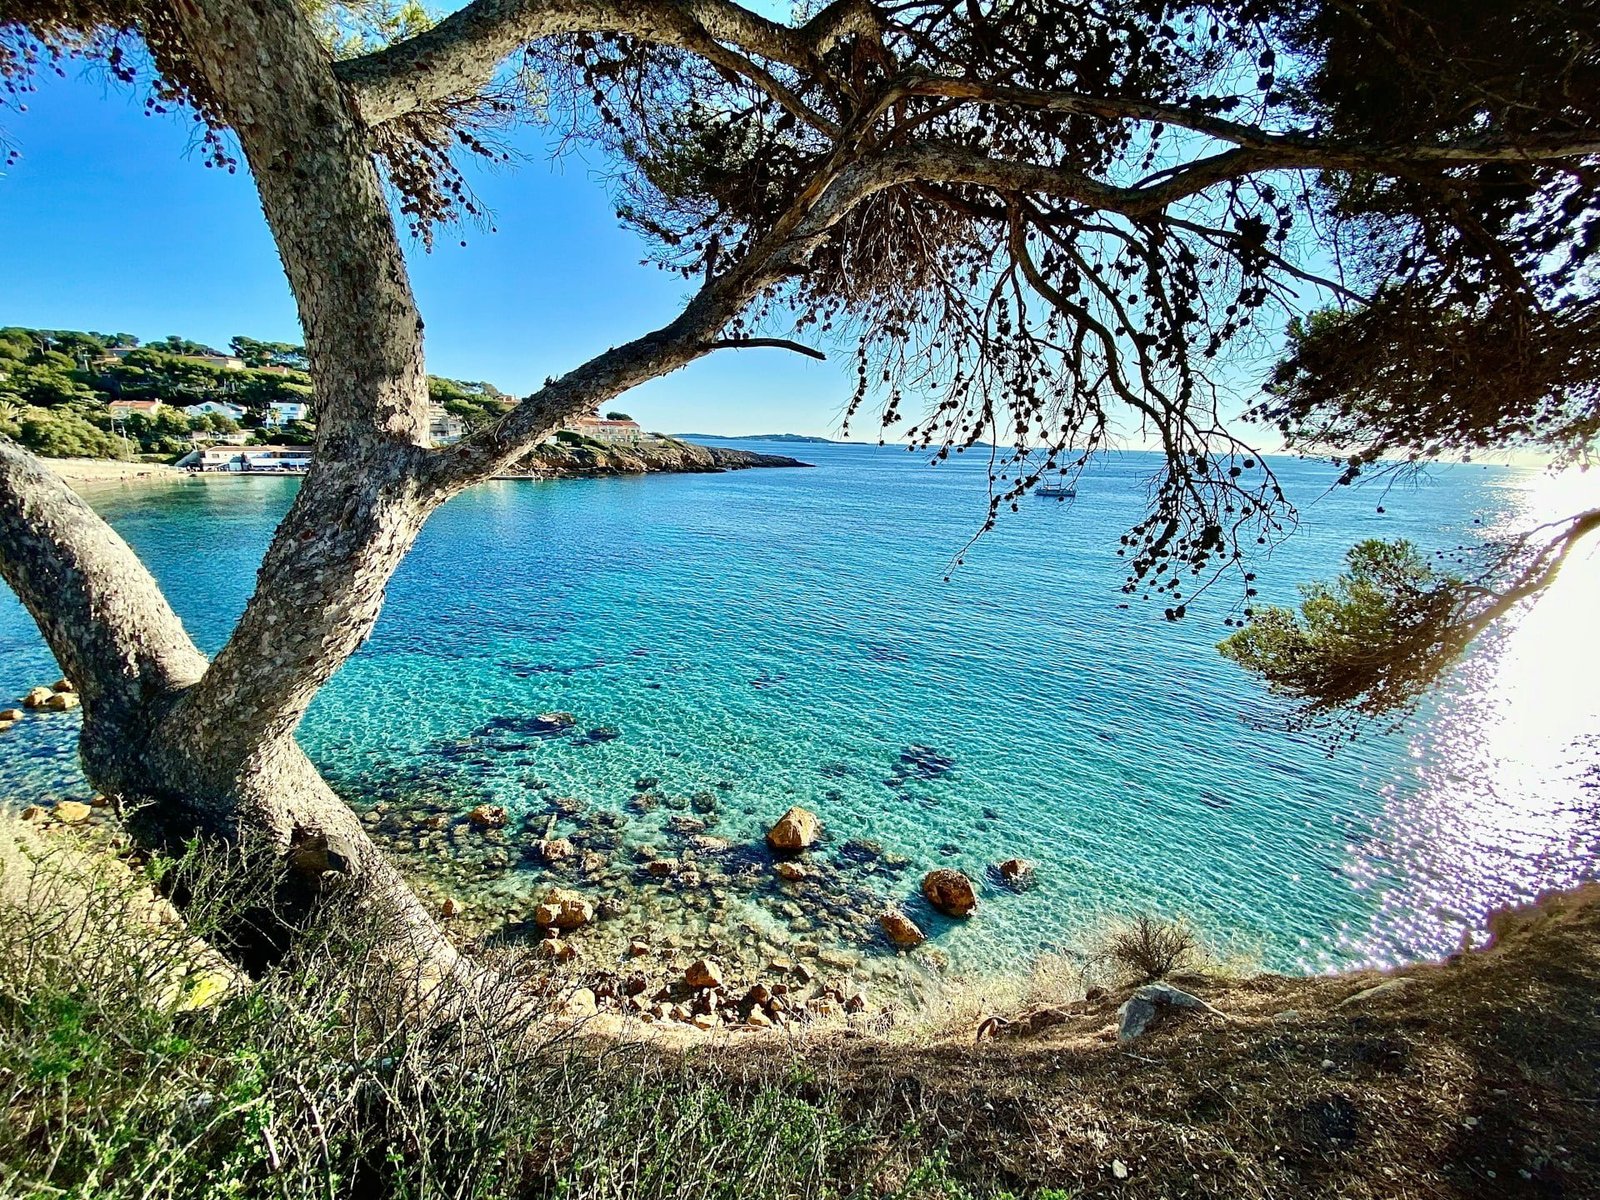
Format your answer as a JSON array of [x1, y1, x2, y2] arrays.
[[1341, 469, 1600, 968]]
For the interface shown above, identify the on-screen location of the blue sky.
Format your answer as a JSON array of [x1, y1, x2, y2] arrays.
[[0, 64, 853, 438]]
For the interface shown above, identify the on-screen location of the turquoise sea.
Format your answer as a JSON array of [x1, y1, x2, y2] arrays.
[[2, 442, 1596, 979]]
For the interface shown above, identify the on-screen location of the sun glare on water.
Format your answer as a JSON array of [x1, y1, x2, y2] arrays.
[[1344, 469, 1600, 967]]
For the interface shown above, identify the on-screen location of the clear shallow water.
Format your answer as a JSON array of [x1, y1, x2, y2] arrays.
[[1, 444, 1595, 977]]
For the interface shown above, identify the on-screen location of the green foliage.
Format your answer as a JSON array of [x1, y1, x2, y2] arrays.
[[0, 839, 946, 1200], [604, 411, 632, 421], [1219, 539, 1469, 728], [428, 376, 511, 432]]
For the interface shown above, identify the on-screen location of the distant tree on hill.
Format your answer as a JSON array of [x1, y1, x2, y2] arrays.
[[0, 0, 1595, 975], [230, 335, 308, 370], [605, 411, 632, 422]]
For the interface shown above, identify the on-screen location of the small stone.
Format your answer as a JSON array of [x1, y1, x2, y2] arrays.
[[766, 806, 821, 851], [843, 991, 867, 1014], [467, 804, 508, 830], [1338, 978, 1413, 1007], [685, 958, 724, 990], [21, 687, 52, 709], [921, 868, 978, 917], [52, 801, 92, 824], [879, 907, 926, 948], [1111, 1159, 1129, 1181], [536, 938, 575, 962], [50, 678, 74, 693], [628, 939, 650, 957], [41, 692, 79, 711], [744, 984, 771, 1005], [774, 861, 811, 882], [439, 896, 466, 919], [691, 1013, 718, 1030], [995, 858, 1036, 889], [0, 708, 22, 721], [19, 805, 45, 822], [747, 1008, 772, 1028], [564, 988, 598, 1018]]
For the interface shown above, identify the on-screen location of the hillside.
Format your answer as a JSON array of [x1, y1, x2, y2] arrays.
[[507, 436, 810, 477]]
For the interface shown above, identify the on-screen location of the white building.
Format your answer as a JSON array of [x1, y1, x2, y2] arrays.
[[182, 401, 247, 423], [266, 401, 310, 427], [428, 405, 465, 446], [178, 446, 313, 472]]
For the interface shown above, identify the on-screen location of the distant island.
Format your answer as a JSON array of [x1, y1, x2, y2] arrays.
[[675, 432, 845, 444]]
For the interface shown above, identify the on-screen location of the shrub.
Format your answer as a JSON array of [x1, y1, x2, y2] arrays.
[[1096, 913, 1201, 985]]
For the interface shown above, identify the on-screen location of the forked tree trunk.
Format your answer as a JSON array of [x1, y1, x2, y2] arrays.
[[0, 0, 472, 978]]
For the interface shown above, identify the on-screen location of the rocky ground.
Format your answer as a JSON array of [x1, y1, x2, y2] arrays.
[[505, 436, 810, 477]]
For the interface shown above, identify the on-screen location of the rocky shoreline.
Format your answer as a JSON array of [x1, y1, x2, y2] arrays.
[[499, 437, 811, 479]]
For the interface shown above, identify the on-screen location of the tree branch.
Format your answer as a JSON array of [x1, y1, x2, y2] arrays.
[[337, 0, 878, 125], [0, 443, 207, 725], [701, 337, 827, 359]]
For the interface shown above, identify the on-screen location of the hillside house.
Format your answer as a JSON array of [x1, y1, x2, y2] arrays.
[[265, 401, 309, 426], [107, 399, 164, 418], [182, 401, 247, 423]]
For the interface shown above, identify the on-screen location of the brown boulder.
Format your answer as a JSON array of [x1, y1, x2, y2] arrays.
[[922, 868, 978, 917], [0, 708, 23, 721], [467, 804, 508, 830], [996, 858, 1036, 889], [52, 801, 93, 824], [878, 907, 927, 948], [766, 806, 821, 851], [532, 888, 594, 929], [21, 687, 52, 709], [537, 836, 576, 863], [685, 958, 725, 990], [41, 692, 80, 711]]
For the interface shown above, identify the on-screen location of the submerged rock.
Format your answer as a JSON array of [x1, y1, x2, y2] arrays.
[[533, 888, 595, 930], [878, 907, 927, 948], [995, 858, 1037, 890], [766, 806, 821, 851], [922, 868, 978, 917], [467, 804, 508, 830]]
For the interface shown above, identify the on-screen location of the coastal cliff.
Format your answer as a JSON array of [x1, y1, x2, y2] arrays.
[[504, 437, 810, 478]]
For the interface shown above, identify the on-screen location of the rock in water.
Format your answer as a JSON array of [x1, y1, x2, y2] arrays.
[[995, 858, 1036, 890], [41, 692, 79, 711], [878, 907, 927, 948], [766, 806, 821, 851], [52, 801, 92, 824], [922, 868, 978, 917], [21, 687, 52, 709], [533, 888, 594, 930], [467, 804, 509, 830]]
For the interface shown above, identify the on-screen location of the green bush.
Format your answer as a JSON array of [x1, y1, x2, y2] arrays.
[[0, 838, 919, 1200]]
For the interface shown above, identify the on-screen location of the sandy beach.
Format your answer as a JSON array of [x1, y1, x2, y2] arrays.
[[45, 458, 185, 485]]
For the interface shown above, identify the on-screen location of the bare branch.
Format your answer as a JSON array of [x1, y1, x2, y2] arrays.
[[700, 336, 827, 359]]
